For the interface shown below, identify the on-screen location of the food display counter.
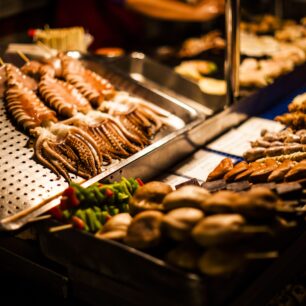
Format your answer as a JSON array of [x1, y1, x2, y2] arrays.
[[1, 1, 306, 306], [36, 70, 306, 306]]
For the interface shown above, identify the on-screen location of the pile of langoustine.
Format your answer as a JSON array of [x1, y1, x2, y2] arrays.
[[1, 54, 171, 181]]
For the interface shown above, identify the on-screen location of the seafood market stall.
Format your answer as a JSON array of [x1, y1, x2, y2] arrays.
[[1, 1, 306, 306], [1, 53, 306, 305]]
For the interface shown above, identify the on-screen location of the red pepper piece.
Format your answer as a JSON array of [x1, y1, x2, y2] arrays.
[[105, 214, 112, 222], [71, 216, 85, 230], [104, 188, 114, 197], [70, 193, 80, 207], [136, 178, 144, 186], [27, 28, 36, 37], [59, 196, 69, 210], [62, 186, 75, 197], [62, 187, 80, 207], [49, 206, 63, 220]]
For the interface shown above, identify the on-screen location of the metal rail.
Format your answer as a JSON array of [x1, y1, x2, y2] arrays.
[[225, 0, 241, 106], [274, 0, 284, 19]]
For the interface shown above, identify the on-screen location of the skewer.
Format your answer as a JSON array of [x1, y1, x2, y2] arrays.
[[17, 50, 30, 63], [28, 214, 52, 223], [245, 251, 279, 260], [36, 40, 54, 54], [1, 178, 86, 224], [0, 57, 4, 66], [49, 223, 73, 233]]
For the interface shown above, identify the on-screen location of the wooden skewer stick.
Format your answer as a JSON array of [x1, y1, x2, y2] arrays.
[[36, 40, 54, 54], [0, 57, 5, 66], [17, 50, 30, 63], [1, 179, 86, 224], [28, 214, 52, 223], [49, 223, 73, 233], [245, 251, 279, 260]]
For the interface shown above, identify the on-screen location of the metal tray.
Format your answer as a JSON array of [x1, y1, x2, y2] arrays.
[[9, 49, 299, 231], [108, 52, 226, 114], [0, 51, 206, 231], [38, 220, 304, 306]]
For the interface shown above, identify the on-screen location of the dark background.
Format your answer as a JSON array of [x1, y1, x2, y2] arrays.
[[1, 0, 306, 51]]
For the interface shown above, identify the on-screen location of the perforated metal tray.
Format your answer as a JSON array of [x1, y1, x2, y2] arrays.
[[0, 52, 205, 231], [0, 99, 77, 220]]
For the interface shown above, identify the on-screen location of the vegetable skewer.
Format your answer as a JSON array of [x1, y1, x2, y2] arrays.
[[48, 177, 142, 233]]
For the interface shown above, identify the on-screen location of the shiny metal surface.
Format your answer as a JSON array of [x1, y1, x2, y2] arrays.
[[108, 52, 223, 115], [225, 0, 240, 105], [0, 97, 79, 220]]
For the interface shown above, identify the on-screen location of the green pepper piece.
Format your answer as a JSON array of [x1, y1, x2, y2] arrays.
[[120, 180, 131, 197], [112, 208, 119, 216], [101, 211, 112, 224], [92, 186, 105, 204], [69, 183, 84, 202], [77, 191, 86, 203], [75, 209, 86, 222], [85, 209, 96, 232], [93, 206, 101, 213], [108, 206, 118, 216], [93, 217, 102, 232], [117, 192, 129, 202], [128, 178, 139, 194], [102, 204, 108, 212], [99, 211, 107, 224], [122, 203, 130, 213], [121, 177, 133, 194], [62, 209, 72, 220], [85, 208, 102, 232], [75, 209, 90, 231], [88, 189, 99, 205], [96, 212, 108, 228]]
